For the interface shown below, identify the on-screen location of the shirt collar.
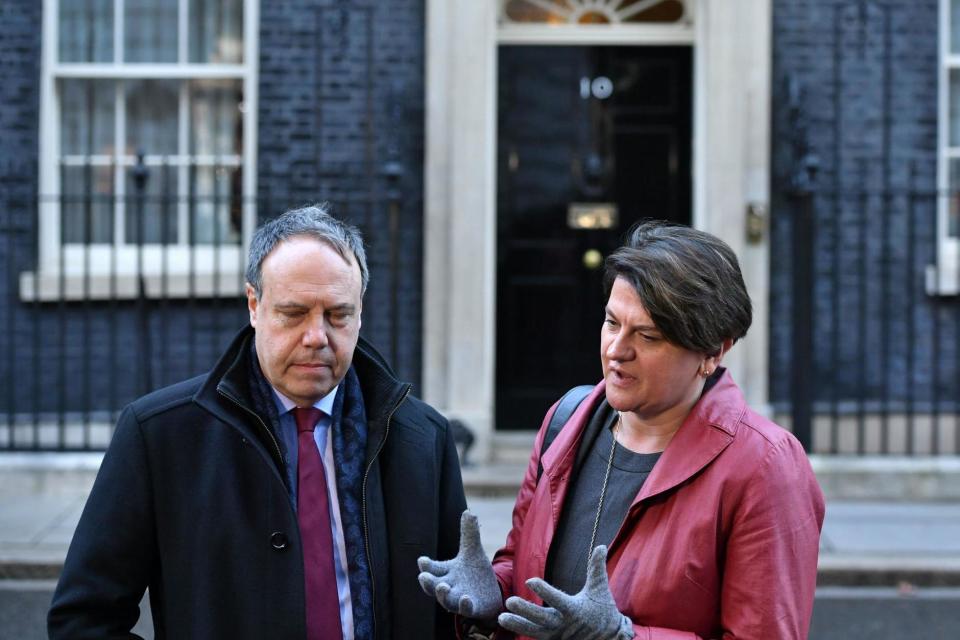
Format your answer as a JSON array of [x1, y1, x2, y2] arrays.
[[271, 385, 340, 417]]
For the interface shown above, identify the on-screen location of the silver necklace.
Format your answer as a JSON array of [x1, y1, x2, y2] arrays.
[[587, 412, 620, 562]]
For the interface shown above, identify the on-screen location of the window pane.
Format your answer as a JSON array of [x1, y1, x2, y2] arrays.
[[59, 0, 113, 62], [124, 164, 179, 244], [62, 165, 115, 243], [190, 0, 244, 63], [953, 71, 960, 146], [954, 0, 960, 54], [125, 80, 179, 156], [620, 0, 684, 23], [60, 79, 116, 244], [190, 79, 243, 157], [503, 0, 570, 23], [124, 0, 178, 62], [951, 160, 960, 238], [501, 0, 685, 24], [188, 79, 242, 245], [60, 79, 115, 156], [952, 71, 960, 147], [188, 165, 242, 245]]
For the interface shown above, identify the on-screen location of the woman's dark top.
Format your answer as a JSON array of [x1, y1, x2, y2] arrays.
[[545, 402, 661, 595]]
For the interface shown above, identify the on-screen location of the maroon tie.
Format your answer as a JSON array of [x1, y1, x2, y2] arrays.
[[292, 407, 343, 640]]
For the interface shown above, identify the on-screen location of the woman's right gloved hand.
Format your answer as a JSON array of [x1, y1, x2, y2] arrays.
[[417, 510, 504, 620]]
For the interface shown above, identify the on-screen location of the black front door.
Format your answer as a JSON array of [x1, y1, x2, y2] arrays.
[[495, 45, 692, 431]]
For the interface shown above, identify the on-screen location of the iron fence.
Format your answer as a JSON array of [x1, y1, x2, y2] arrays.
[[4, 163, 959, 455], [0, 155, 409, 451], [773, 0, 957, 455], [1, 165, 243, 450], [6, 151, 960, 457], [784, 179, 960, 456]]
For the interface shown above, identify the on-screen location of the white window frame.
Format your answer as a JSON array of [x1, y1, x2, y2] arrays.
[[23, 0, 260, 301], [931, 0, 960, 294]]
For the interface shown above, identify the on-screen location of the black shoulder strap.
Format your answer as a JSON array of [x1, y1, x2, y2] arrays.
[[536, 385, 594, 483]]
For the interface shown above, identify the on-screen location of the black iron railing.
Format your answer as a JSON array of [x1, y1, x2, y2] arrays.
[[2, 157, 250, 450], [785, 178, 960, 455], [4, 148, 958, 455], [1, 153, 409, 451], [781, 76, 958, 455], [774, 0, 957, 456]]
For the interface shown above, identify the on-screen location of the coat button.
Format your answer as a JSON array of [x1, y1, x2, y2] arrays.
[[270, 531, 288, 551]]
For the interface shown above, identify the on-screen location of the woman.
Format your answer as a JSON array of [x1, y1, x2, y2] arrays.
[[418, 221, 825, 639]]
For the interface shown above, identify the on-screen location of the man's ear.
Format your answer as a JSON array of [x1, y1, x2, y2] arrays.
[[246, 283, 259, 328]]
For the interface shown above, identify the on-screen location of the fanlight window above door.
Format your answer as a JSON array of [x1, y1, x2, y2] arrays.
[[501, 0, 688, 25]]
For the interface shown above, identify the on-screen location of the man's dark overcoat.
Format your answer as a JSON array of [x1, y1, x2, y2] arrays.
[[48, 327, 466, 639]]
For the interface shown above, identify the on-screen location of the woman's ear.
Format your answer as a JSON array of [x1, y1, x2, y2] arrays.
[[716, 338, 734, 363], [700, 338, 735, 377]]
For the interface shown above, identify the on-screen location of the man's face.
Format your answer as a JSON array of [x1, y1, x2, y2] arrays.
[[600, 276, 705, 420], [247, 236, 363, 407]]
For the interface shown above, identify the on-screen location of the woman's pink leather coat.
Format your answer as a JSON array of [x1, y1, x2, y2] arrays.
[[492, 372, 825, 639]]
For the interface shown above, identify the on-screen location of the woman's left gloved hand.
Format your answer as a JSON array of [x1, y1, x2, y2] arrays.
[[497, 545, 634, 640]]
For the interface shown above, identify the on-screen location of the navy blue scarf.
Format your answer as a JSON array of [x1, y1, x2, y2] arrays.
[[247, 342, 374, 639]]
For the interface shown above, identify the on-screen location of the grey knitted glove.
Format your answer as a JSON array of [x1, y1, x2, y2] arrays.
[[497, 545, 634, 640], [417, 510, 503, 620]]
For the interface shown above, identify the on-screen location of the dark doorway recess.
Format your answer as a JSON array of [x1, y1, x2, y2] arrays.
[[495, 45, 692, 431]]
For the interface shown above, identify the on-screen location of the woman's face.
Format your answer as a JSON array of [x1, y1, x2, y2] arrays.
[[601, 276, 708, 421]]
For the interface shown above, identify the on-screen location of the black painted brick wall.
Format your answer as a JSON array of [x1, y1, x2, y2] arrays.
[[770, 0, 955, 409], [0, 1, 40, 178], [257, 0, 425, 390], [0, 1, 426, 424], [0, 4, 249, 423]]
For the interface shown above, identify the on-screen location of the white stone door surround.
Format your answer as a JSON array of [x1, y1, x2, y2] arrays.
[[423, 0, 772, 461]]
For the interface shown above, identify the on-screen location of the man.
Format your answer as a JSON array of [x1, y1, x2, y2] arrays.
[[49, 205, 467, 639]]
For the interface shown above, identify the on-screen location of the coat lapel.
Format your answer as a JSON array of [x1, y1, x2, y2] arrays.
[[633, 370, 743, 505]]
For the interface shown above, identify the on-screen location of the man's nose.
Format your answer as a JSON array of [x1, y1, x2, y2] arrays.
[[302, 317, 329, 349]]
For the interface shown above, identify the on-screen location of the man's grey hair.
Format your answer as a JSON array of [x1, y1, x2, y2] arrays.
[[245, 203, 369, 298]]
